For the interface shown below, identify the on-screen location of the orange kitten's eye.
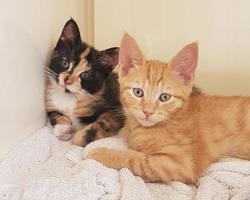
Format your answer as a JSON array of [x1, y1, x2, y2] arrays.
[[159, 93, 172, 102], [133, 88, 144, 97], [62, 60, 70, 68]]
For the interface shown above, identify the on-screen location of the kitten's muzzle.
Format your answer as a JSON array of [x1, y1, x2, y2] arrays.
[[64, 74, 74, 86], [142, 110, 153, 119]]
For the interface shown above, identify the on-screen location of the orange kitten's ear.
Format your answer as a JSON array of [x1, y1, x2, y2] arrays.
[[118, 33, 145, 76], [169, 42, 198, 85]]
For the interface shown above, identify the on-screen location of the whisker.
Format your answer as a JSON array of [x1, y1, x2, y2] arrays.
[[44, 70, 56, 76], [165, 118, 178, 126], [43, 68, 58, 79], [44, 72, 57, 79]]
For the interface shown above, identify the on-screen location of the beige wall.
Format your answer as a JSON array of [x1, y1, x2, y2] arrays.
[[94, 0, 250, 96], [0, 0, 88, 158]]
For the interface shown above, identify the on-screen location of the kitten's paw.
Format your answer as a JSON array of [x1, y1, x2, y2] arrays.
[[53, 124, 74, 141], [72, 125, 98, 147], [87, 148, 113, 166], [87, 147, 124, 170], [87, 147, 109, 158]]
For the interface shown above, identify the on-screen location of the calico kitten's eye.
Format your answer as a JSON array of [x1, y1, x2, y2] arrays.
[[80, 72, 89, 80], [62, 60, 69, 68], [159, 93, 172, 102], [133, 88, 144, 97]]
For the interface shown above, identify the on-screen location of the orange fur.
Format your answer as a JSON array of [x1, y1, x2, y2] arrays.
[[88, 34, 250, 184]]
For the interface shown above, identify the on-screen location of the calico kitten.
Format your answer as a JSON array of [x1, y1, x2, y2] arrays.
[[45, 19, 124, 145], [88, 34, 250, 184]]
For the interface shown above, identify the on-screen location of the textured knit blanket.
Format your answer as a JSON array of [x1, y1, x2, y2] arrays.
[[0, 127, 250, 200]]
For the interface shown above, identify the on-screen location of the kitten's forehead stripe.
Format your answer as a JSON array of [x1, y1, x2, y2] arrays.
[[71, 47, 91, 75], [156, 76, 163, 86], [145, 60, 165, 86], [146, 65, 151, 85], [80, 47, 90, 59], [74, 59, 89, 74], [68, 62, 74, 71]]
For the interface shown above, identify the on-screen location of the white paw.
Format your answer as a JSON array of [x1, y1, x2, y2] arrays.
[[53, 124, 73, 141]]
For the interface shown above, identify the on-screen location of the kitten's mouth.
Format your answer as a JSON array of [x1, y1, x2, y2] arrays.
[[137, 118, 156, 127]]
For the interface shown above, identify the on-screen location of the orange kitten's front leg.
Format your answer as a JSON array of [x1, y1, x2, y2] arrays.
[[87, 148, 135, 170], [88, 148, 163, 182], [88, 147, 197, 183]]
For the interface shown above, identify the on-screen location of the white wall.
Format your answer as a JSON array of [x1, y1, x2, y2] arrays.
[[0, 0, 88, 158], [94, 0, 250, 96]]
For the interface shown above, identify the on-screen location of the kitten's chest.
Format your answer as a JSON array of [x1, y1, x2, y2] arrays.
[[125, 126, 158, 152], [51, 91, 77, 116], [47, 83, 78, 120], [125, 122, 181, 153]]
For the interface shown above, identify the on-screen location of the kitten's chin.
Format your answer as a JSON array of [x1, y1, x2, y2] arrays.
[[136, 118, 156, 127]]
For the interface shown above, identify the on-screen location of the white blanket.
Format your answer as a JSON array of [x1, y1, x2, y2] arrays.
[[0, 127, 250, 200]]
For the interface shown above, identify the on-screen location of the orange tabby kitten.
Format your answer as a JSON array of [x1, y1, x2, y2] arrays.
[[88, 34, 250, 184]]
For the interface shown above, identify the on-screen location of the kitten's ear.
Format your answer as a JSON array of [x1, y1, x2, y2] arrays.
[[99, 47, 119, 74], [169, 42, 198, 85], [118, 33, 145, 76], [57, 19, 81, 47], [100, 47, 119, 68]]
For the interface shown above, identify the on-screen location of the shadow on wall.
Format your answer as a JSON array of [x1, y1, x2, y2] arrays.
[[0, 18, 46, 123], [0, 18, 46, 158]]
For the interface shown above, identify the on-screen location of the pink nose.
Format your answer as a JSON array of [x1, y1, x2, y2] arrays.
[[142, 110, 153, 119], [64, 76, 73, 85]]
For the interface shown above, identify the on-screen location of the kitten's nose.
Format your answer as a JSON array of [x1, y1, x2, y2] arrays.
[[64, 76, 69, 83], [64, 76, 73, 85], [142, 110, 153, 119]]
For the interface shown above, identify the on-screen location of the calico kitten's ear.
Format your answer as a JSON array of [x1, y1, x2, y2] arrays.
[[169, 42, 198, 85], [100, 47, 119, 69], [118, 33, 145, 76], [57, 19, 81, 47]]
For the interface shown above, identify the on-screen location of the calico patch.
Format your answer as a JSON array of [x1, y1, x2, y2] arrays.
[[45, 19, 125, 144]]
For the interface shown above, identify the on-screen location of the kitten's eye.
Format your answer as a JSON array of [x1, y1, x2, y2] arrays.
[[62, 60, 69, 68], [159, 93, 172, 102], [80, 72, 89, 80], [133, 88, 144, 98]]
